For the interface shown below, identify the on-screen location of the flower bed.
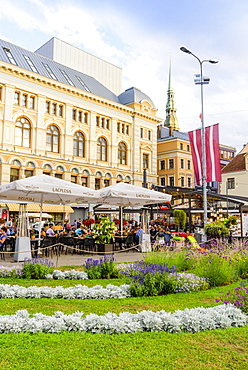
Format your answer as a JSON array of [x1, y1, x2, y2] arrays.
[[0, 266, 24, 278], [0, 304, 246, 334], [45, 270, 88, 280], [0, 283, 131, 299]]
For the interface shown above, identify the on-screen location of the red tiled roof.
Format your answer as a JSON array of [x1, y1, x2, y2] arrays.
[[221, 153, 246, 173]]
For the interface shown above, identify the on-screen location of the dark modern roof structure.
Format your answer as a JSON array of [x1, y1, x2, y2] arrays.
[[118, 87, 155, 108], [0, 39, 155, 108]]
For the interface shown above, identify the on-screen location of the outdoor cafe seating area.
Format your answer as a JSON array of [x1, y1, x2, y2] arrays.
[[0, 231, 138, 260], [0, 174, 172, 261]]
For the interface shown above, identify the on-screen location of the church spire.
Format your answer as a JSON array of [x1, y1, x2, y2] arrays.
[[164, 58, 180, 131]]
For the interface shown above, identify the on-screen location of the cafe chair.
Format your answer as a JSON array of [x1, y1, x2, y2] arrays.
[[84, 238, 95, 253], [0, 238, 15, 260]]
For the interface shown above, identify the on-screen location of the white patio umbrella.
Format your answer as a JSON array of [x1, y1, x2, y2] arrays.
[[95, 182, 172, 234], [0, 174, 97, 205], [0, 174, 98, 259]]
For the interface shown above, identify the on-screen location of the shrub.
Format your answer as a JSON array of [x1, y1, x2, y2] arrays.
[[204, 221, 229, 238], [145, 251, 196, 272], [129, 271, 178, 297], [22, 258, 54, 279], [193, 253, 237, 287], [216, 281, 248, 314], [84, 255, 118, 279], [122, 260, 176, 281], [233, 253, 248, 279]]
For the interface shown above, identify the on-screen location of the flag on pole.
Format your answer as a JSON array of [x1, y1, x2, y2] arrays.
[[188, 123, 222, 185], [188, 128, 203, 185], [205, 124, 222, 182]]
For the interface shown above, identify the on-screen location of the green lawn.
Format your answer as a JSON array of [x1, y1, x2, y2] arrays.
[[0, 278, 247, 369]]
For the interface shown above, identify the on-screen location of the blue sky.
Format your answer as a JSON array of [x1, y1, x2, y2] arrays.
[[0, 0, 248, 152]]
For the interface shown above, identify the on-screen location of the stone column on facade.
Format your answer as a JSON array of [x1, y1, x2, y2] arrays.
[[35, 95, 47, 155], [110, 118, 118, 168], [2, 85, 15, 151], [63, 104, 73, 161], [88, 111, 97, 165], [34, 169, 43, 176], [1, 164, 10, 184], [64, 172, 72, 182], [88, 174, 95, 190], [131, 114, 141, 185], [19, 166, 25, 179]]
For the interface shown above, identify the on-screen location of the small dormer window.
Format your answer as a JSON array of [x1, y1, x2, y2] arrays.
[[3, 47, 17, 65]]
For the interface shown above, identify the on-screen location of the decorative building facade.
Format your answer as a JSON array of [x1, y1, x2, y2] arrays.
[[221, 144, 248, 198], [0, 38, 160, 219]]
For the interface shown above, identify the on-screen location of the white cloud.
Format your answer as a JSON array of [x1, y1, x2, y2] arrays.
[[0, 0, 248, 152]]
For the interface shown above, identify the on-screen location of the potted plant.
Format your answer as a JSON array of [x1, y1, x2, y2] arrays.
[[173, 210, 187, 231], [93, 217, 117, 253], [204, 221, 229, 239]]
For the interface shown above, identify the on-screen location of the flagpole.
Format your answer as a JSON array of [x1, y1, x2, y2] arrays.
[[180, 47, 218, 238], [199, 60, 208, 230]]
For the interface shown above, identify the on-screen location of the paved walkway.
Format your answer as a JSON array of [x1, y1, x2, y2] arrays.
[[0, 251, 145, 268]]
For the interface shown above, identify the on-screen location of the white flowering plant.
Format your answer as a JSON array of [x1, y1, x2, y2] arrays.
[[93, 218, 117, 244], [0, 304, 246, 334], [45, 270, 89, 280]]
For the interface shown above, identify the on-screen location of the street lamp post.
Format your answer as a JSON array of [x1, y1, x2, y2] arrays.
[[180, 47, 218, 236]]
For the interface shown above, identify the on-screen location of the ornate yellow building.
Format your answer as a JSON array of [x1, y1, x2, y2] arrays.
[[0, 38, 161, 219]]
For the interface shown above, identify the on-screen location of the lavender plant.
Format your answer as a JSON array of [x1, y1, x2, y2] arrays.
[[216, 280, 248, 314], [84, 255, 118, 279], [22, 258, 54, 279]]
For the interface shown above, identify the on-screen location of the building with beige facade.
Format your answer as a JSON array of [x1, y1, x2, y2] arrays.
[[0, 38, 160, 220]]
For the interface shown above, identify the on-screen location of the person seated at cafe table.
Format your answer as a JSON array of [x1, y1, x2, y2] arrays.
[[75, 225, 86, 237], [40, 227, 46, 238], [46, 224, 55, 236], [0, 226, 8, 250]]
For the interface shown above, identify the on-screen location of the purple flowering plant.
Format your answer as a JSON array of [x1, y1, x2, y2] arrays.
[[84, 255, 117, 279], [22, 258, 54, 279], [216, 280, 248, 314]]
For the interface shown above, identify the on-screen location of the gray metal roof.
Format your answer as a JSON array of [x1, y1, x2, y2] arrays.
[[158, 126, 189, 141], [118, 87, 155, 108], [0, 39, 120, 103]]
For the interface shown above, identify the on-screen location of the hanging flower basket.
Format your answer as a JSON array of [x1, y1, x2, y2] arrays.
[[83, 218, 95, 226]]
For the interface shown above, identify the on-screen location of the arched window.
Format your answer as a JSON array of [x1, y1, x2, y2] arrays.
[[43, 164, 52, 176], [81, 169, 89, 187], [55, 165, 64, 179], [97, 137, 107, 161], [118, 142, 127, 165], [15, 117, 31, 147], [46, 125, 59, 152], [116, 174, 123, 183], [10, 159, 21, 182], [95, 171, 102, 190], [25, 161, 35, 178], [71, 168, 79, 184], [125, 176, 131, 184], [73, 131, 85, 157]]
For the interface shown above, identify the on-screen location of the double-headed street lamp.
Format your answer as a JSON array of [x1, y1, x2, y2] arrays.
[[180, 46, 218, 236]]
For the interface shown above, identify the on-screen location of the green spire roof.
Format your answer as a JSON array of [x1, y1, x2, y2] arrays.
[[164, 59, 180, 131]]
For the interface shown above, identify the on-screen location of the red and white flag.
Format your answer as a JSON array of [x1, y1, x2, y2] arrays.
[[188, 128, 203, 185], [205, 124, 222, 182], [188, 123, 222, 185]]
